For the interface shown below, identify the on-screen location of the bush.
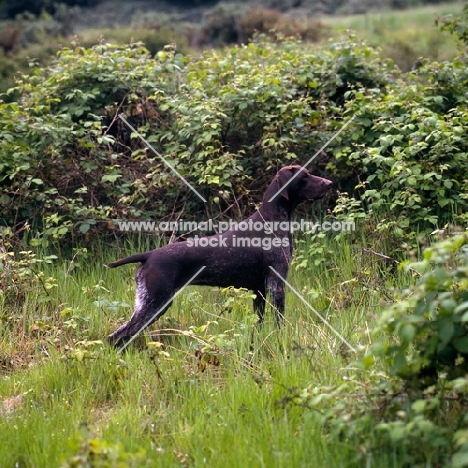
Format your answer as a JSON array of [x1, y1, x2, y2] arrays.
[[0, 42, 188, 241], [0, 10, 465, 246], [283, 233, 468, 467], [331, 67, 468, 236], [199, 3, 329, 46], [329, 8, 468, 238], [0, 35, 392, 243], [0, 248, 58, 307]]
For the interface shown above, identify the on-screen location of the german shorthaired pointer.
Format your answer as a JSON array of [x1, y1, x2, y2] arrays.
[[107, 165, 332, 347]]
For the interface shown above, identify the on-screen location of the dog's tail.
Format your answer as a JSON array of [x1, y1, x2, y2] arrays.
[[105, 252, 151, 269]]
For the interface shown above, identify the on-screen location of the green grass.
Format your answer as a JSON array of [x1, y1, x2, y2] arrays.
[[324, 2, 464, 70], [0, 234, 413, 467]]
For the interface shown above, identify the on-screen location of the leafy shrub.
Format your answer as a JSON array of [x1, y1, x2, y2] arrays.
[[0, 34, 392, 243], [0, 42, 187, 240], [375, 233, 468, 384], [0, 10, 465, 246], [333, 75, 468, 235], [328, 10, 468, 238], [0, 248, 58, 306], [437, 3, 468, 47], [283, 233, 468, 467], [199, 3, 329, 46]]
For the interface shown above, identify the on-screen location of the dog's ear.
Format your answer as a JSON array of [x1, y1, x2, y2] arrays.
[[275, 167, 295, 200]]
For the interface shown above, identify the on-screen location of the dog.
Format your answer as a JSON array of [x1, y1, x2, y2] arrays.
[[106, 165, 332, 347]]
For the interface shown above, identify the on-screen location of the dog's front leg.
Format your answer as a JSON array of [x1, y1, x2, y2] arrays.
[[266, 276, 285, 326]]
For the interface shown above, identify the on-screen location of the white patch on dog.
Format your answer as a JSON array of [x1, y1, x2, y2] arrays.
[[131, 270, 149, 319]]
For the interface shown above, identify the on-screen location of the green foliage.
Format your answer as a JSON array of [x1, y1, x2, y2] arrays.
[[0, 34, 392, 243], [0, 6, 466, 246], [331, 52, 468, 236], [376, 233, 468, 385], [0, 42, 187, 240], [437, 3, 468, 46], [0, 248, 58, 306]]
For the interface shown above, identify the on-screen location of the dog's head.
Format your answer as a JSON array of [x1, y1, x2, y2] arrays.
[[274, 165, 332, 203]]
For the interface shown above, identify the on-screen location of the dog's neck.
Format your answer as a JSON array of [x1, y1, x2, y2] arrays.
[[254, 180, 296, 259], [257, 199, 294, 223]]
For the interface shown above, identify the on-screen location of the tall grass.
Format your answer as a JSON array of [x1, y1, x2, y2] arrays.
[[0, 233, 414, 467]]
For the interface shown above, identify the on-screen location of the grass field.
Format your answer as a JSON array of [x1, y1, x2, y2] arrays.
[[324, 2, 464, 69], [0, 233, 414, 466]]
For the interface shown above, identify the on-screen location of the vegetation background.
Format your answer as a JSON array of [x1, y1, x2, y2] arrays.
[[0, 0, 467, 467]]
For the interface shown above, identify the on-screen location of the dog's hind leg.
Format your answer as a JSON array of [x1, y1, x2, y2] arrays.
[[107, 268, 173, 349]]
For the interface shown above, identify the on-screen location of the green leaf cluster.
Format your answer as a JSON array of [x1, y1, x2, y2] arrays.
[[332, 57, 468, 235], [331, 9, 468, 238], [0, 34, 391, 242], [1, 12, 467, 244], [374, 234, 468, 385]]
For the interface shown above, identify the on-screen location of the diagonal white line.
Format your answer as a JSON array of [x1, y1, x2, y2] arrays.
[[118, 114, 207, 203], [117, 265, 206, 353], [268, 266, 357, 354], [268, 114, 356, 202]]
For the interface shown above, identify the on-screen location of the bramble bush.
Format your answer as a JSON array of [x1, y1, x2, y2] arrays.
[[330, 7, 468, 239], [0, 33, 392, 243], [283, 232, 468, 467], [331, 57, 468, 237]]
